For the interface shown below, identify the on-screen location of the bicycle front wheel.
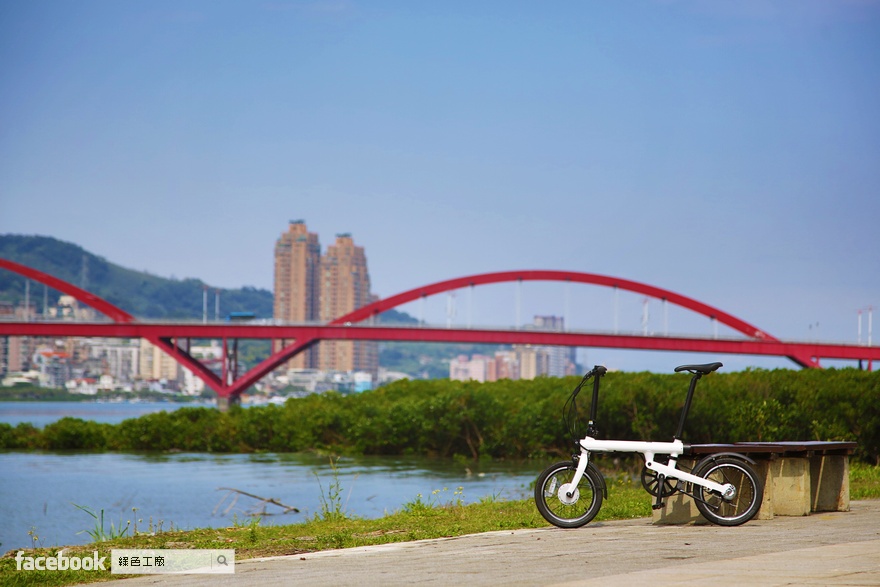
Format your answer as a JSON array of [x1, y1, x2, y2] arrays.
[[692, 457, 763, 526], [534, 460, 603, 528]]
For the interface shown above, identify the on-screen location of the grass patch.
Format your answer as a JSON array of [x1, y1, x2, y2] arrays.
[[851, 461, 880, 500], [2, 465, 878, 587]]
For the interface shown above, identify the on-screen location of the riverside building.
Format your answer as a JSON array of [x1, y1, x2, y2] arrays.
[[273, 220, 322, 369], [273, 221, 378, 376]]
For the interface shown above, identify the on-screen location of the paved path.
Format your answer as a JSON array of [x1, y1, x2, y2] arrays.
[[108, 501, 880, 586]]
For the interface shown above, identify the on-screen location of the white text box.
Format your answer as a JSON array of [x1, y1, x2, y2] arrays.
[[111, 549, 234, 574]]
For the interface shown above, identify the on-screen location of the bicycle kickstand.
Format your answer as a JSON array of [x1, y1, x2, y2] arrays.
[[652, 474, 666, 511]]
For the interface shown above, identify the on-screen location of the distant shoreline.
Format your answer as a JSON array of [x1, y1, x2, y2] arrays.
[[0, 397, 203, 402], [0, 385, 207, 403]]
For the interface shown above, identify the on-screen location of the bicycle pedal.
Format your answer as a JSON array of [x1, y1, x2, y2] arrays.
[[651, 503, 664, 510]]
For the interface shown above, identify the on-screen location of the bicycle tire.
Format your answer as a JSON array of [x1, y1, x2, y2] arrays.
[[534, 460, 604, 528], [692, 457, 763, 526]]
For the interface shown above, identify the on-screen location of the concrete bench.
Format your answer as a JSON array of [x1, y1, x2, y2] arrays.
[[653, 441, 858, 524]]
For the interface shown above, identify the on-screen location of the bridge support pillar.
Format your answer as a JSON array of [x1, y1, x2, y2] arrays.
[[216, 394, 240, 412]]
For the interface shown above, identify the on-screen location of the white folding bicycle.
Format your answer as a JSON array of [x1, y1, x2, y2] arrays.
[[535, 362, 764, 527]]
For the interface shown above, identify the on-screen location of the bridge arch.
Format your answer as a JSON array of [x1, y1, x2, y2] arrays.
[[0, 261, 819, 399], [0, 258, 135, 323], [335, 270, 816, 368], [245, 270, 816, 393], [0, 258, 224, 391], [335, 270, 773, 339]]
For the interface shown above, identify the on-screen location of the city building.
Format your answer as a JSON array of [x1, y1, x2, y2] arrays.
[[273, 222, 378, 376], [449, 317, 579, 382], [138, 338, 183, 390], [352, 371, 373, 393], [47, 295, 96, 320], [87, 338, 140, 385], [273, 220, 322, 368], [450, 354, 490, 382], [487, 350, 520, 381], [529, 315, 578, 377], [516, 346, 550, 380], [451, 348, 549, 382], [0, 301, 36, 377], [318, 233, 377, 374], [284, 368, 374, 395]]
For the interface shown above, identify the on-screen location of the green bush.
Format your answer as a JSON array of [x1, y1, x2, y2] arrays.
[[41, 417, 111, 450], [2, 369, 878, 463], [0, 422, 42, 448]]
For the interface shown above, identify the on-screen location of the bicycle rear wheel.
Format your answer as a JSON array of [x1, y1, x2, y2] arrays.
[[534, 460, 604, 528], [692, 457, 763, 526]]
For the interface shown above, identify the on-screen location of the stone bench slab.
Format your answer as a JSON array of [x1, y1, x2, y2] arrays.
[[653, 441, 856, 525]]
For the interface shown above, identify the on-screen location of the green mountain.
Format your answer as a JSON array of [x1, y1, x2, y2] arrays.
[[0, 235, 500, 378], [0, 234, 272, 319]]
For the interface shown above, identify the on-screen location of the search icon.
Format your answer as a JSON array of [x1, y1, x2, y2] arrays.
[[217, 555, 228, 566]]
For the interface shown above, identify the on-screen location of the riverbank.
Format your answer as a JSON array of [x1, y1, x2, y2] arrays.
[[0, 385, 207, 404], [2, 464, 878, 587], [0, 451, 543, 553], [0, 401, 207, 430], [0, 483, 652, 587]]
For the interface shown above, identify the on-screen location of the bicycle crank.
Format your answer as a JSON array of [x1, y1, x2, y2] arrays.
[[641, 466, 678, 497]]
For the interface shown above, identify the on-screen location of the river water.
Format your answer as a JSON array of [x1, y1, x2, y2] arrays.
[[0, 400, 202, 428], [0, 403, 542, 553]]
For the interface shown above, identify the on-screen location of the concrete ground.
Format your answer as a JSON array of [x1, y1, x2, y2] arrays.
[[106, 500, 880, 587]]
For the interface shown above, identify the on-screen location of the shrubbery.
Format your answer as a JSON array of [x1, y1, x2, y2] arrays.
[[1, 369, 877, 463]]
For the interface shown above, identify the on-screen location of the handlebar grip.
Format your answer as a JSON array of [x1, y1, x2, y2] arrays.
[[593, 365, 607, 376]]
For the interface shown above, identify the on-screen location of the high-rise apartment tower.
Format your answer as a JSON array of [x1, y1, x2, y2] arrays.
[[273, 220, 321, 368], [319, 233, 377, 373], [273, 222, 378, 374]]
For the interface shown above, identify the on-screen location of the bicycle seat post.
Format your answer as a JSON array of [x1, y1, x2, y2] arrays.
[[672, 362, 722, 440], [587, 365, 605, 437], [673, 372, 701, 441]]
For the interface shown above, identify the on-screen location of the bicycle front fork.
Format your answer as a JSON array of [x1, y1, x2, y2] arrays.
[[565, 450, 591, 499]]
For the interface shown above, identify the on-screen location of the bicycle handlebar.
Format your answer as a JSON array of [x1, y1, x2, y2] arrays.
[[566, 361, 723, 444], [571, 365, 607, 398]]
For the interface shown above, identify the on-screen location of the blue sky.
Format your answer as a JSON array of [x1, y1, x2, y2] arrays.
[[1, 0, 878, 371]]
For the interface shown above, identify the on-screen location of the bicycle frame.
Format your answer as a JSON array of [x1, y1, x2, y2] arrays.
[[565, 437, 732, 499]]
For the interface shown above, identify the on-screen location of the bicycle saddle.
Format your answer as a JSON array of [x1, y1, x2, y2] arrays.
[[674, 362, 723, 374]]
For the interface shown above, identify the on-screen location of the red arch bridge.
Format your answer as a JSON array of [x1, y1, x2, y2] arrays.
[[1, 259, 877, 402]]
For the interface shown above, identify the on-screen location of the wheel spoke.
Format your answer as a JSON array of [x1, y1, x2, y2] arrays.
[[535, 461, 604, 528], [692, 458, 763, 526]]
